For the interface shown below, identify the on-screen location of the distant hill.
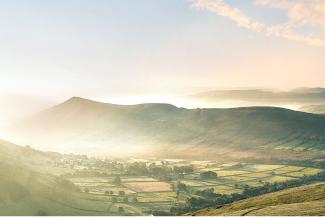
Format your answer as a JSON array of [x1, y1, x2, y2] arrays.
[[185, 88, 325, 107], [191, 183, 325, 216], [3, 97, 325, 158], [299, 105, 325, 114]]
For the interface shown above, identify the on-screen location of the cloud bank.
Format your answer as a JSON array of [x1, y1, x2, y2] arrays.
[[192, 0, 325, 47]]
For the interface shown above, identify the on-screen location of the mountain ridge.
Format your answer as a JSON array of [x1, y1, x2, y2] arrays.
[[3, 97, 325, 158]]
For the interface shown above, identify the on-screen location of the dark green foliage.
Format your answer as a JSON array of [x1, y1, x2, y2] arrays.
[[186, 197, 212, 209], [195, 188, 219, 198], [113, 176, 121, 186], [200, 171, 217, 179], [125, 162, 148, 175], [118, 206, 124, 213], [151, 210, 171, 216], [173, 165, 194, 174], [36, 210, 48, 216], [111, 196, 117, 203], [176, 181, 187, 191]]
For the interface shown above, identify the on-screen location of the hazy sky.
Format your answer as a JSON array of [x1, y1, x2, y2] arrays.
[[1, 0, 325, 100]]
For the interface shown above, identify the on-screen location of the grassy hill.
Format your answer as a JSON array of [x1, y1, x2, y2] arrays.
[[190, 182, 325, 216], [0, 139, 116, 215], [3, 97, 325, 158]]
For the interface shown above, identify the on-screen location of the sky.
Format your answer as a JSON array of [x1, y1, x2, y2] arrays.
[[0, 0, 325, 102]]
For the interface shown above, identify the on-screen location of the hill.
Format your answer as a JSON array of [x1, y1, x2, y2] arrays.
[[299, 105, 325, 114], [3, 97, 325, 159], [0, 139, 117, 215], [190, 182, 325, 216]]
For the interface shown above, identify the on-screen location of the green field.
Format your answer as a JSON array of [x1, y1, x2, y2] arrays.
[[63, 160, 324, 215]]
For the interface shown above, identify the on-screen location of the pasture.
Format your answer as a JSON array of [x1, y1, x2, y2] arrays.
[[67, 160, 324, 215], [125, 181, 171, 192]]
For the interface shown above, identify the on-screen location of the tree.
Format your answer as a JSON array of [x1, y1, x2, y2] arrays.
[[126, 162, 148, 175], [132, 197, 138, 202], [118, 206, 125, 214], [186, 197, 210, 209], [176, 181, 187, 191], [123, 196, 128, 203], [170, 206, 178, 215], [36, 210, 48, 216], [111, 196, 117, 203], [104, 191, 110, 196], [173, 165, 194, 174], [113, 176, 121, 186], [118, 190, 125, 196], [84, 188, 89, 193], [200, 171, 217, 179], [176, 190, 180, 199]]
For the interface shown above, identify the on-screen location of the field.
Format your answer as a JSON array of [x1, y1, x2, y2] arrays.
[[125, 181, 171, 192], [67, 160, 324, 215], [192, 183, 325, 216]]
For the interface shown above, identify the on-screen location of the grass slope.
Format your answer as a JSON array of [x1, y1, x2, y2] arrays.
[[191, 183, 325, 216], [0, 140, 114, 216], [4, 97, 325, 158]]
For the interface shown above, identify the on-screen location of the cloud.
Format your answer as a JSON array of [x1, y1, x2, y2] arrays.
[[192, 0, 325, 47], [255, 0, 325, 27], [193, 0, 264, 32]]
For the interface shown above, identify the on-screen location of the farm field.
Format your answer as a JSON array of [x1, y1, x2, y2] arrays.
[[125, 181, 171, 192], [66, 159, 325, 215]]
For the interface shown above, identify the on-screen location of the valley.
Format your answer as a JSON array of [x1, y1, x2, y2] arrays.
[[1, 98, 325, 215], [1, 138, 324, 215], [2, 0, 325, 215]]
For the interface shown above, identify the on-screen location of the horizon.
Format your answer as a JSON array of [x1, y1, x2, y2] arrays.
[[1, 86, 323, 128]]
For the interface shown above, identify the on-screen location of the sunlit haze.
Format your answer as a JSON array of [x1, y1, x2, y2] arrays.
[[1, 0, 325, 135], [1, 1, 325, 216]]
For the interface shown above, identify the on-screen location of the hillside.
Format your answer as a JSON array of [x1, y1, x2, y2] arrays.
[[0, 139, 117, 215], [191, 182, 325, 216], [299, 105, 325, 114], [3, 97, 325, 158]]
